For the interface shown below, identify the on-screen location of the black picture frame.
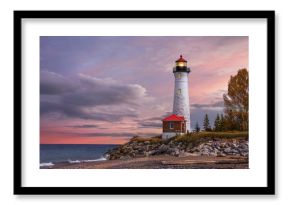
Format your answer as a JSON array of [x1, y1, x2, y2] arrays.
[[14, 10, 275, 195]]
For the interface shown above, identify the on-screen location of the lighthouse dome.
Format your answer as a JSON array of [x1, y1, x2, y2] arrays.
[[176, 55, 187, 62], [173, 55, 190, 73]]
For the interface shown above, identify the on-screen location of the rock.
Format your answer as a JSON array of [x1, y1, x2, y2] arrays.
[[172, 148, 180, 156], [144, 141, 150, 145], [105, 136, 248, 160], [220, 143, 226, 148], [232, 149, 239, 154], [158, 144, 170, 153], [224, 147, 232, 153], [104, 154, 110, 159], [239, 144, 248, 149], [201, 150, 210, 156], [231, 143, 238, 148], [241, 152, 248, 157]]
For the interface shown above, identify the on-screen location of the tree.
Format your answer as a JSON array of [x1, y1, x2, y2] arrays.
[[203, 114, 211, 131], [195, 122, 200, 132], [220, 114, 225, 131], [214, 114, 221, 131], [223, 68, 249, 131]]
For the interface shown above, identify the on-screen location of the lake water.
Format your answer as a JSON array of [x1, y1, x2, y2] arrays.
[[40, 144, 118, 167]]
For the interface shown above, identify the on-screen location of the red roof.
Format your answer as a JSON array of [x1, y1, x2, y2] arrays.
[[162, 114, 186, 121], [176, 55, 187, 62]]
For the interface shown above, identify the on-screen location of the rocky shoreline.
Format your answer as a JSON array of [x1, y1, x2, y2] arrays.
[[106, 136, 249, 160], [42, 134, 249, 169]]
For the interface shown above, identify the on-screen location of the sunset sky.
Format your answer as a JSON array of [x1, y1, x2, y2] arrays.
[[40, 36, 248, 144]]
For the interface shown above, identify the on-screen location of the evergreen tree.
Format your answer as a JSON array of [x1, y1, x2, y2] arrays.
[[220, 114, 225, 131], [195, 122, 200, 132], [214, 114, 221, 131], [203, 114, 211, 131]]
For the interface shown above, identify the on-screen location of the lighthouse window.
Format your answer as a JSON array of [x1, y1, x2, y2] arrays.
[[177, 89, 181, 95], [177, 62, 186, 67], [177, 73, 182, 78]]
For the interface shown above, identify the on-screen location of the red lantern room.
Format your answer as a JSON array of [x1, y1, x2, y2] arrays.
[[173, 55, 190, 73], [175, 55, 187, 67]]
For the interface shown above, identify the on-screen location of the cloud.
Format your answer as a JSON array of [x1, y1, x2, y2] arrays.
[[82, 132, 136, 137], [138, 121, 162, 128], [40, 71, 77, 95], [66, 124, 99, 128], [40, 72, 150, 121], [42, 129, 159, 138], [191, 101, 224, 109], [82, 132, 159, 138], [144, 116, 163, 121], [136, 115, 164, 128], [41, 100, 138, 121], [61, 74, 148, 107]]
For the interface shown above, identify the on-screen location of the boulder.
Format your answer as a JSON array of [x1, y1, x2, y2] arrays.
[[224, 147, 232, 153]]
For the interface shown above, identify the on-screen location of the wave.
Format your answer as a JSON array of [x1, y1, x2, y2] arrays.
[[40, 162, 54, 167], [40, 156, 107, 167], [68, 159, 81, 164], [68, 156, 107, 164], [83, 157, 106, 162]]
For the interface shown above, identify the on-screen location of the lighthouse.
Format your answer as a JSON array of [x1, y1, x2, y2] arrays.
[[172, 55, 191, 132], [162, 55, 191, 139]]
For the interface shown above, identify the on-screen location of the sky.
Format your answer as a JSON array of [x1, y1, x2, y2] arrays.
[[40, 36, 248, 144]]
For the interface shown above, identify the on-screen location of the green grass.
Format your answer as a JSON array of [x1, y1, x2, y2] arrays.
[[128, 131, 248, 146], [172, 131, 248, 145], [129, 135, 162, 144]]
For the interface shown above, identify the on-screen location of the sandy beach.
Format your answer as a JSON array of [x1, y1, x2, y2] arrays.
[[42, 155, 248, 169]]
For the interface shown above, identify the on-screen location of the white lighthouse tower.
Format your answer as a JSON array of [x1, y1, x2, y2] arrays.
[[172, 55, 191, 132]]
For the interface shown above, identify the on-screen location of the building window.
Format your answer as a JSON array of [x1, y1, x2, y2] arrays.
[[169, 122, 174, 129]]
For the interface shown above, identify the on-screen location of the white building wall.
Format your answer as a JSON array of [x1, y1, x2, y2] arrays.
[[173, 72, 191, 131], [162, 132, 177, 140]]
